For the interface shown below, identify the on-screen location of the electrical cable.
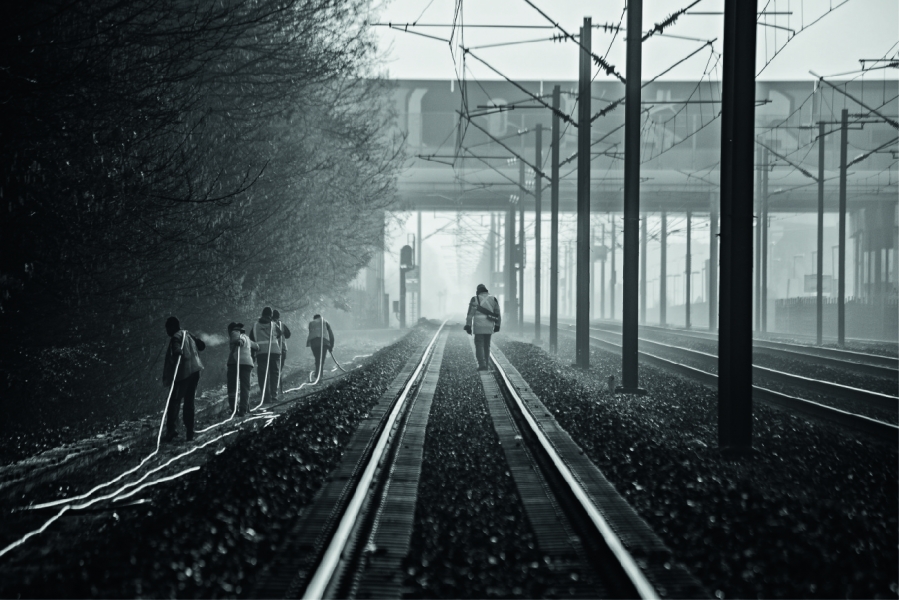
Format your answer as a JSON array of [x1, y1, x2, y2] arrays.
[[195, 329, 246, 434], [23, 332, 189, 511], [251, 321, 275, 412], [3, 421, 237, 560]]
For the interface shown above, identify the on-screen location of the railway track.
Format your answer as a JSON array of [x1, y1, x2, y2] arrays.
[[585, 328, 898, 411], [255, 326, 705, 598], [567, 329, 898, 442], [587, 320, 899, 378]]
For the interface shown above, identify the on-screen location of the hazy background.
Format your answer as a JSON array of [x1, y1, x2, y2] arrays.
[[373, 0, 898, 322]]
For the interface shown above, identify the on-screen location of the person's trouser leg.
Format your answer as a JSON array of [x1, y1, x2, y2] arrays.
[[258, 354, 271, 403], [182, 371, 199, 440], [474, 334, 487, 368], [311, 343, 324, 380], [483, 334, 492, 367], [227, 363, 237, 414], [268, 354, 280, 402], [238, 365, 252, 415], [279, 350, 287, 393], [165, 380, 185, 439]]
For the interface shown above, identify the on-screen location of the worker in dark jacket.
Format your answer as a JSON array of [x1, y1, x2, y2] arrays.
[[465, 284, 501, 371], [306, 314, 335, 382], [227, 322, 258, 416], [250, 306, 283, 405], [162, 316, 205, 441], [272, 309, 291, 393]]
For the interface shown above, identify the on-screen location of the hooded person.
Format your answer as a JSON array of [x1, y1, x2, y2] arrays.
[[162, 316, 206, 441], [306, 314, 335, 382], [465, 284, 501, 371], [227, 322, 258, 416], [249, 306, 282, 405]]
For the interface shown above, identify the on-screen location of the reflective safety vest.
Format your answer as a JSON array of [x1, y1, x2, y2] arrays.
[[253, 320, 281, 355]]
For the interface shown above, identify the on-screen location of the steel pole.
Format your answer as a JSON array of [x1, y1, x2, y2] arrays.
[[519, 160, 526, 335], [619, 0, 643, 391], [754, 150, 762, 331], [761, 148, 769, 332], [611, 220, 617, 321], [709, 194, 719, 331], [400, 268, 407, 329], [838, 108, 848, 345], [576, 18, 592, 368], [506, 202, 516, 329], [817, 122, 825, 345], [600, 224, 607, 319], [535, 123, 543, 340], [417, 211, 422, 322], [717, 0, 757, 452], [685, 211, 692, 329], [640, 215, 647, 324], [550, 86, 561, 353], [660, 211, 667, 326]]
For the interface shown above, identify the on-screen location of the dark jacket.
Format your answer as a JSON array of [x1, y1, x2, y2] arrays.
[[306, 318, 335, 350], [277, 322, 291, 353], [163, 331, 205, 385]]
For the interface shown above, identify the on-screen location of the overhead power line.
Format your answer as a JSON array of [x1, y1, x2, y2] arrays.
[[518, 0, 626, 83]]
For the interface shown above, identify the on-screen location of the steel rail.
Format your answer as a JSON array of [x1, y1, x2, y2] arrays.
[[490, 354, 660, 600], [586, 321, 899, 374], [583, 333, 898, 442], [589, 330, 898, 409], [301, 322, 446, 599]]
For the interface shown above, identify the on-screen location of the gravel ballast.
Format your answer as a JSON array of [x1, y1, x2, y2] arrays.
[[404, 332, 563, 598], [498, 336, 897, 599], [0, 325, 434, 598]]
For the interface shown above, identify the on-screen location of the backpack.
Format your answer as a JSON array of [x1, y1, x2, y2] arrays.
[[475, 295, 500, 323]]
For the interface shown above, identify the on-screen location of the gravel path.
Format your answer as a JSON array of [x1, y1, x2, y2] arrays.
[[498, 336, 898, 599], [404, 332, 563, 598], [0, 325, 433, 598], [0, 332, 398, 467]]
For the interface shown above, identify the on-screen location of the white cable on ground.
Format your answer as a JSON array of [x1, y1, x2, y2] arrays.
[[196, 332, 243, 434], [110, 467, 200, 502], [277, 319, 284, 394], [0, 506, 71, 558], [2, 428, 236, 559], [28, 333, 188, 511], [252, 321, 275, 412]]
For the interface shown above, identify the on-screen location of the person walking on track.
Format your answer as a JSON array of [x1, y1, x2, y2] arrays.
[[162, 316, 205, 442], [306, 314, 335, 382], [465, 283, 501, 371]]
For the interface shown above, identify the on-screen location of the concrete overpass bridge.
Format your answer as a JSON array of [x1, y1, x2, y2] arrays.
[[390, 78, 897, 214], [354, 78, 896, 336]]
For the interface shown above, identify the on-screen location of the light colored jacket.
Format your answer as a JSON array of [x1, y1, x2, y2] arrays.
[[251, 319, 282, 355], [306, 318, 335, 349], [228, 331, 258, 367], [466, 293, 501, 334]]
